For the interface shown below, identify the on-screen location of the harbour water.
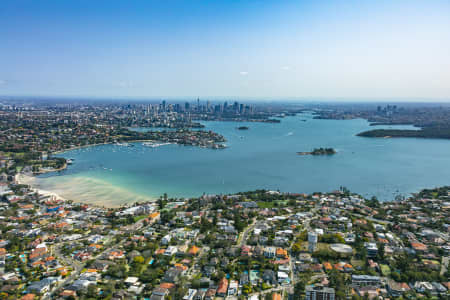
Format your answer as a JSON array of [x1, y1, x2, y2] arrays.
[[33, 113, 450, 206]]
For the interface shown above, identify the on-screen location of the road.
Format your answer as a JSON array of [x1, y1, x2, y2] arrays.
[[441, 256, 449, 276], [248, 284, 292, 299], [352, 212, 393, 225], [237, 219, 258, 247], [45, 242, 84, 300]]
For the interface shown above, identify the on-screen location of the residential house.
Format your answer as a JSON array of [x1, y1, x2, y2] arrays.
[[216, 278, 228, 297], [262, 269, 277, 286]]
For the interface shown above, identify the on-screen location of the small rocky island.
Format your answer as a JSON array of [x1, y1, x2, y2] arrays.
[[237, 126, 249, 130], [297, 147, 336, 156]]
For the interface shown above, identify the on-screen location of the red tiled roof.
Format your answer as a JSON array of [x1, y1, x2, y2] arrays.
[[159, 283, 175, 289], [217, 278, 228, 294], [411, 242, 428, 251]]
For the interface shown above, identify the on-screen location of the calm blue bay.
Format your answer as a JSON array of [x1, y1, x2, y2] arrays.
[[34, 113, 450, 206]]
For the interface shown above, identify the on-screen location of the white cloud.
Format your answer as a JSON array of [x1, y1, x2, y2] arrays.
[[239, 71, 248, 76], [281, 66, 290, 70]]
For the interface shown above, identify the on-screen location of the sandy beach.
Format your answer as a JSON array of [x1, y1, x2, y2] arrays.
[[15, 140, 161, 208], [17, 172, 156, 208], [16, 173, 67, 201]]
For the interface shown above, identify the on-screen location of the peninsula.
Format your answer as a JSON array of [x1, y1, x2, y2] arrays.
[[314, 104, 450, 140], [357, 128, 450, 139], [0, 101, 232, 176]]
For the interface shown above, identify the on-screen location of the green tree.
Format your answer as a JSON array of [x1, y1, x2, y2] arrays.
[[133, 256, 145, 264], [85, 284, 98, 298], [242, 284, 252, 295], [292, 242, 303, 254], [294, 280, 306, 299]]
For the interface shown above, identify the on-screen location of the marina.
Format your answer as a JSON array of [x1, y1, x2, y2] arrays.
[[142, 142, 172, 148]]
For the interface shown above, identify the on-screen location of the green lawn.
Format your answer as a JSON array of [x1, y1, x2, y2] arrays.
[[134, 215, 147, 223], [257, 201, 274, 208], [351, 259, 364, 268], [297, 242, 330, 252], [257, 200, 288, 208], [317, 243, 331, 251], [380, 264, 391, 276]]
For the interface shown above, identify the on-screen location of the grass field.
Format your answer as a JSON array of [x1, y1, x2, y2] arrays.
[[134, 215, 148, 223], [298, 242, 330, 252], [257, 200, 288, 208], [380, 264, 391, 276]]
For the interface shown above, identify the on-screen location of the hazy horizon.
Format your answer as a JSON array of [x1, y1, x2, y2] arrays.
[[1, 0, 449, 100], [2, 95, 450, 106]]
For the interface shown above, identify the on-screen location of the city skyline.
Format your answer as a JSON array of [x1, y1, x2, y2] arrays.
[[1, 0, 450, 100]]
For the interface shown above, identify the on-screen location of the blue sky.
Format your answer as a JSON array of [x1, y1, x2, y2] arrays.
[[1, 0, 449, 100]]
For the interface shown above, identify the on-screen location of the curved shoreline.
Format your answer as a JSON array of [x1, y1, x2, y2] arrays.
[[16, 173, 154, 208], [52, 142, 113, 155], [33, 162, 68, 175], [22, 138, 210, 207], [19, 141, 161, 208], [15, 115, 450, 207], [16, 173, 67, 202]]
